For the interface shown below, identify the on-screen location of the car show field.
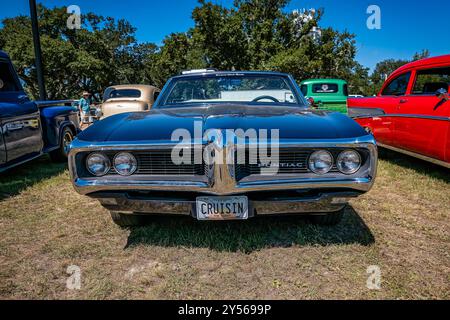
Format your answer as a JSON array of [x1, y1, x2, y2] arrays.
[[1, 0, 449, 306], [0, 149, 448, 299]]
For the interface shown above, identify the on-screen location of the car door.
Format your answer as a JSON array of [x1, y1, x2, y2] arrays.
[[394, 67, 450, 161], [371, 71, 412, 146], [0, 58, 43, 164]]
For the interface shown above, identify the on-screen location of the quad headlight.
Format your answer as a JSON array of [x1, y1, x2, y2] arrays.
[[336, 150, 361, 174], [86, 153, 110, 176], [113, 152, 137, 176], [308, 150, 333, 174]]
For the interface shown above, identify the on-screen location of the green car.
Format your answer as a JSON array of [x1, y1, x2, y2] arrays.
[[300, 79, 348, 114]]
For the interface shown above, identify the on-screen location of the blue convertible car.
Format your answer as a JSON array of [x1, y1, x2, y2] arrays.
[[69, 69, 377, 226], [0, 51, 80, 172]]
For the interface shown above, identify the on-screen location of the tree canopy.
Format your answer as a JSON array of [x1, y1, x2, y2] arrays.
[[0, 1, 430, 99], [0, 5, 155, 99]]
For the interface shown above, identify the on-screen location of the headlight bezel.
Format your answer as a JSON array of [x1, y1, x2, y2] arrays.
[[113, 152, 138, 176], [308, 150, 334, 175], [86, 152, 111, 176], [336, 149, 362, 175]]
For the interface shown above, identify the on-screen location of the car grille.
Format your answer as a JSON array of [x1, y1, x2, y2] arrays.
[[106, 150, 205, 176], [97, 147, 362, 179], [234, 148, 340, 180]]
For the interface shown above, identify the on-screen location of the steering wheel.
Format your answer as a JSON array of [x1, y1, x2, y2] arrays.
[[252, 95, 279, 103]]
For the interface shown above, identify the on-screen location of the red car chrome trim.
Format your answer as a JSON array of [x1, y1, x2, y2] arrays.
[[378, 143, 450, 169]]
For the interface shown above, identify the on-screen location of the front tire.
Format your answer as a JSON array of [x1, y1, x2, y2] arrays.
[[110, 211, 147, 227], [309, 207, 345, 226], [49, 127, 73, 162]]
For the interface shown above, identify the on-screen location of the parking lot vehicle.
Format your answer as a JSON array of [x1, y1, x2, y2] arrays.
[[0, 51, 80, 172], [300, 79, 348, 113], [348, 54, 450, 168], [100, 85, 160, 119], [69, 70, 377, 227]]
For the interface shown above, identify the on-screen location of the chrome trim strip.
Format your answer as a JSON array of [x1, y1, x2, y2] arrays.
[[253, 198, 347, 214], [384, 114, 450, 121], [68, 135, 378, 150], [378, 143, 450, 169], [348, 107, 385, 119], [35, 100, 76, 107], [349, 111, 450, 122], [0, 152, 43, 173], [73, 176, 374, 195]]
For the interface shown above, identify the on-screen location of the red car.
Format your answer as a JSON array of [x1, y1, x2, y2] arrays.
[[348, 55, 450, 168]]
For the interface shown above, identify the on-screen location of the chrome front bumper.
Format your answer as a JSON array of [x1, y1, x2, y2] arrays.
[[93, 191, 358, 216], [68, 135, 378, 214]]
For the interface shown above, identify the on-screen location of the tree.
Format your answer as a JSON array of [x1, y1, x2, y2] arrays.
[[190, 0, 359, 84], [0, 5, 157, 99], [191, 1, 249, 70], [234, 0, 290, 68], [348, 63, 372, 96], [0, 1, 431, 100], [150, 32, 205, 88]]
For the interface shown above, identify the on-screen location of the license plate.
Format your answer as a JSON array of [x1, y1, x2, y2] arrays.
[[196, 196, 249, 220]]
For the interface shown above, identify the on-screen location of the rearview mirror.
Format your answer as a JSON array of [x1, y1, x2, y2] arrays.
[[436, 88, 449, 101]]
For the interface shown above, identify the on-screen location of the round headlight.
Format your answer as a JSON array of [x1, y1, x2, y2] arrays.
[[113, 152, 137, 176], [308, 150, 333, 174], [337, 150, 361, 174], [86, 153, 110, 176]]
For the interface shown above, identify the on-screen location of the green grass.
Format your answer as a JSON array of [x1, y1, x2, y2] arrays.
[[0, 155, 66, 200], [0, 150, 449, 299]]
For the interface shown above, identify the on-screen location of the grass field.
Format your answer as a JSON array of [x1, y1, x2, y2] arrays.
[[0, 149, 449, 299]]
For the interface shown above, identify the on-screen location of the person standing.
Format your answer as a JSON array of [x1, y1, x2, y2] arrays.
[[79, 91, 92, 129]]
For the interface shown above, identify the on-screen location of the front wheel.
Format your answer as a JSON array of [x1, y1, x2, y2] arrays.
[[309, 207, 345, 226], [49, 127, 73, 162]]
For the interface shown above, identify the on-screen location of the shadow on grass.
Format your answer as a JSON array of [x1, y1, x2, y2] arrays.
[[0, 155, 66, 201], [125, 206, 374, 253], [378, 148, 450, 183]]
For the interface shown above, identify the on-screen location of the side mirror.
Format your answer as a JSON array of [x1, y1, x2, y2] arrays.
[[436, 88, 449, 101]]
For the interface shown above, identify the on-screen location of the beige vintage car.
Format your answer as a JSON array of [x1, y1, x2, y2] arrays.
[[100, 85, 160, 119]]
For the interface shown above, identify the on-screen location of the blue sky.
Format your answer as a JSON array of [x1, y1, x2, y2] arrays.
[[1, 0, 449, 71]]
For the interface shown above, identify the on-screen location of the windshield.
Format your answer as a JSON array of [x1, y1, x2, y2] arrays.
[[108, 89, 141, 99], [159, 75, 301, 107], [312, 83, 339, 94]]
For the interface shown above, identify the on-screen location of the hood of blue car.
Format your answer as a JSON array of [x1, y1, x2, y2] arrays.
[[77, 104, 366, 142]]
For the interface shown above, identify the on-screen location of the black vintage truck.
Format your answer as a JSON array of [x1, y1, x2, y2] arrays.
[[0, 50, 80, 172]]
